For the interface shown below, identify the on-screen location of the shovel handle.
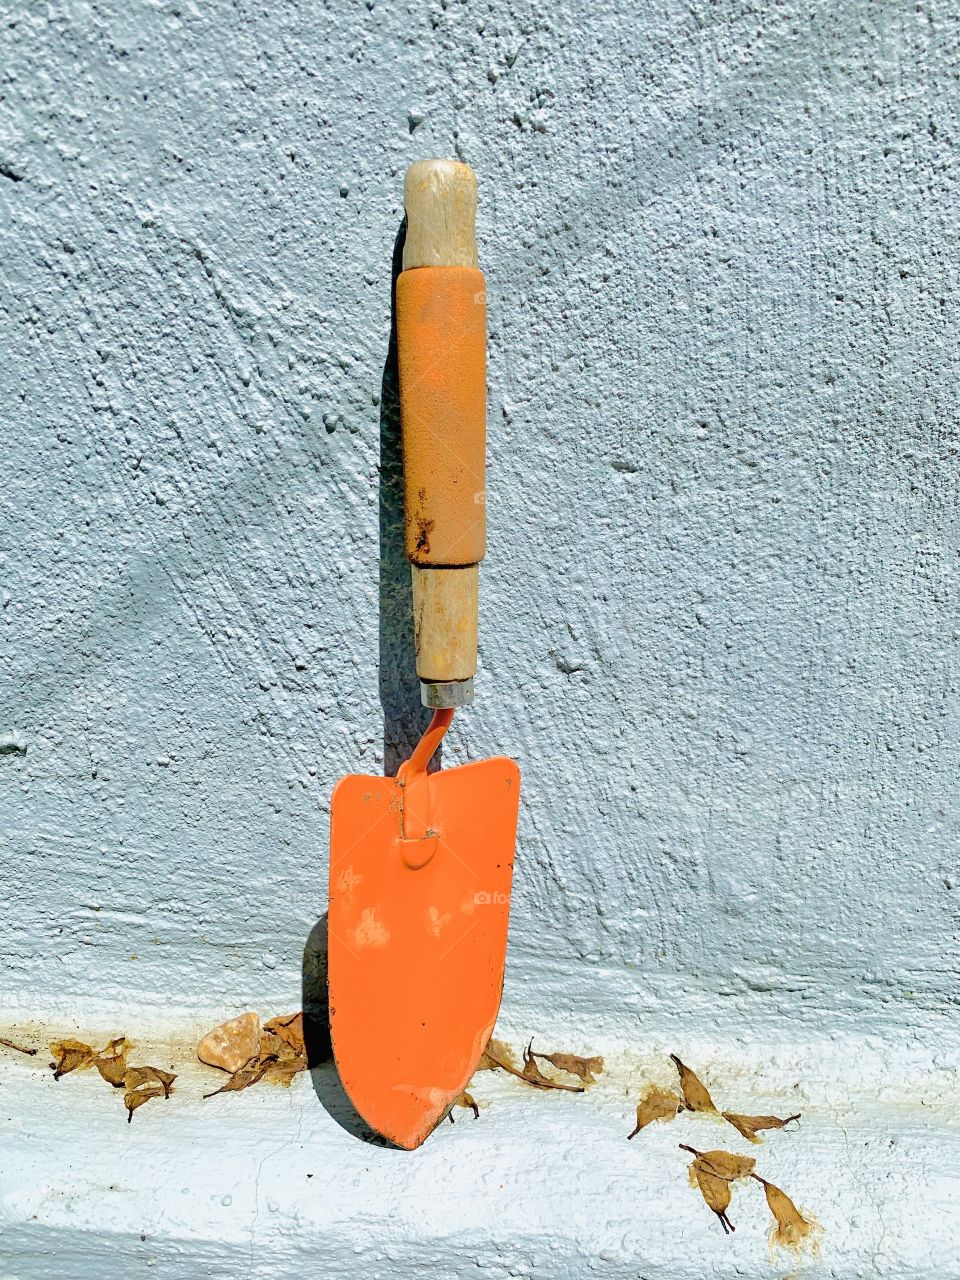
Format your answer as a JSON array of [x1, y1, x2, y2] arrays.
[[397, 159, 486, 708]]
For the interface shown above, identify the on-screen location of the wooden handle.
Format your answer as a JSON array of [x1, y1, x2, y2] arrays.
[[403, 160, 478, 270], [396, 268, 486, 566], [411, 565, 479, 684], [397, 160, 485, 706]]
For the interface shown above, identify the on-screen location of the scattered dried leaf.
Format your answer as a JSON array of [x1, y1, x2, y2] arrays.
[[50, 1039, 97, 1079], [529, 1047, 604, 1085], [670, 1054, 717, 1113], [627, 1084, 682, 1138], [477, 1038, 517, 1071], [693, 1166, 736, 1234], [260, 1030, 307, 1087], [520, 1040, 585, 1093], [262, 1012, 305, 1057], [197, 1012, 261, 1074], [124, 1065, 176, 1096], [448, 1090, 479, 1122], [1, 1037, 37, 1056], [95, 1037, 131, 1088], [122, 1065, 176, 1123], [754, 1176, 816, 1250], [520, 1049, 557, 1087], [688, 1147, 757, 1183], [263, 1058, 306, 1086], [203, 1053, 276, 1098], [681, 1144, 757, 1234], [723, 1111, 801, 1145], [474, 1038, 583, 1092], [124, 1081, 164, 1121]]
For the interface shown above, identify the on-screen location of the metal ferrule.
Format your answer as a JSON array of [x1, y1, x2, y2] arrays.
[[420, 678, 475, 709]]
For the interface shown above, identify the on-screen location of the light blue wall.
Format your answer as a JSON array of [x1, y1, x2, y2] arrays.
[[2, 0, 957, 1036]]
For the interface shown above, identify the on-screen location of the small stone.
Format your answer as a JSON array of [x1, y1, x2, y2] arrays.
[[197, 1012, 260, 1073]]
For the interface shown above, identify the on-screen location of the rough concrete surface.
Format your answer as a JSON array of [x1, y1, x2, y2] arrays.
[[2, 1025, 960, 1280], [1, 0, 958, 1275]]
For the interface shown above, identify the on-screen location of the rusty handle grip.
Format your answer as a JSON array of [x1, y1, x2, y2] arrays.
[[395, 268, 486, 567], [397, 160, 485, 707]]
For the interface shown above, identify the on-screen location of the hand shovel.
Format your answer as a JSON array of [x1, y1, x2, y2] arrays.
[[328, 160, 520, 1150]]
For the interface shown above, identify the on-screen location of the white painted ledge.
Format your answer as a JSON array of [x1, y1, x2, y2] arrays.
[[1, 1016, 957, 1279]]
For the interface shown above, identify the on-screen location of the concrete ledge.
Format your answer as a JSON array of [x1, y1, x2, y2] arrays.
[[1, 1018, 957, 1279]]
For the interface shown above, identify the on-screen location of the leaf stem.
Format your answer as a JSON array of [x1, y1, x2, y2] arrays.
[[0, 1037, 36, 1056]]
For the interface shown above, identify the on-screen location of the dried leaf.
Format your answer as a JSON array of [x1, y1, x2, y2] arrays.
[[261, 1011, 308, 1087], [670, 1054, 717, 1113], [681, 1145, 757, 1183], [124, 1081, 165, 1122], [122, 1065, 176, 1123], [124, 1065, 176, 1097], [520, 1050, 555, 1087], [203, 1053, 276, 1098], [755, 1176, 816, 1249], [260, 1030, 307, 1087], [263, 1059, 306, 1086], [477, 1038, 517, 1071], [700, 1149, 757, 1181], [95, 1038, 131, 1088], [49, 1036, 174, 1122], [627, 1085, 682, 1138], [262, 1012, 305, 1057], [50, 1039, 96, 1079], [197, 1012, 261, 1074], [530, 1048, 604, 1085], [722, 1110, 801, 1145], [97, 1057, 129, 1088], [1, 1037, 36, 1056], [519, 1040, 584, 1093], [693, 1167, 736, 1234], [475, 1038, 583, 1091], [681, 1145, 756, 1234], [448, 1090, 479, 1122]]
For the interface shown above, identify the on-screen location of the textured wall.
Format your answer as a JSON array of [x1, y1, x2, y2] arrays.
[[2, 0, 957, 1039]]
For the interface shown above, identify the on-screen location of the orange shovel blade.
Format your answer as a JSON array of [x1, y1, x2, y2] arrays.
[[328, 757, 519, 1149]]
